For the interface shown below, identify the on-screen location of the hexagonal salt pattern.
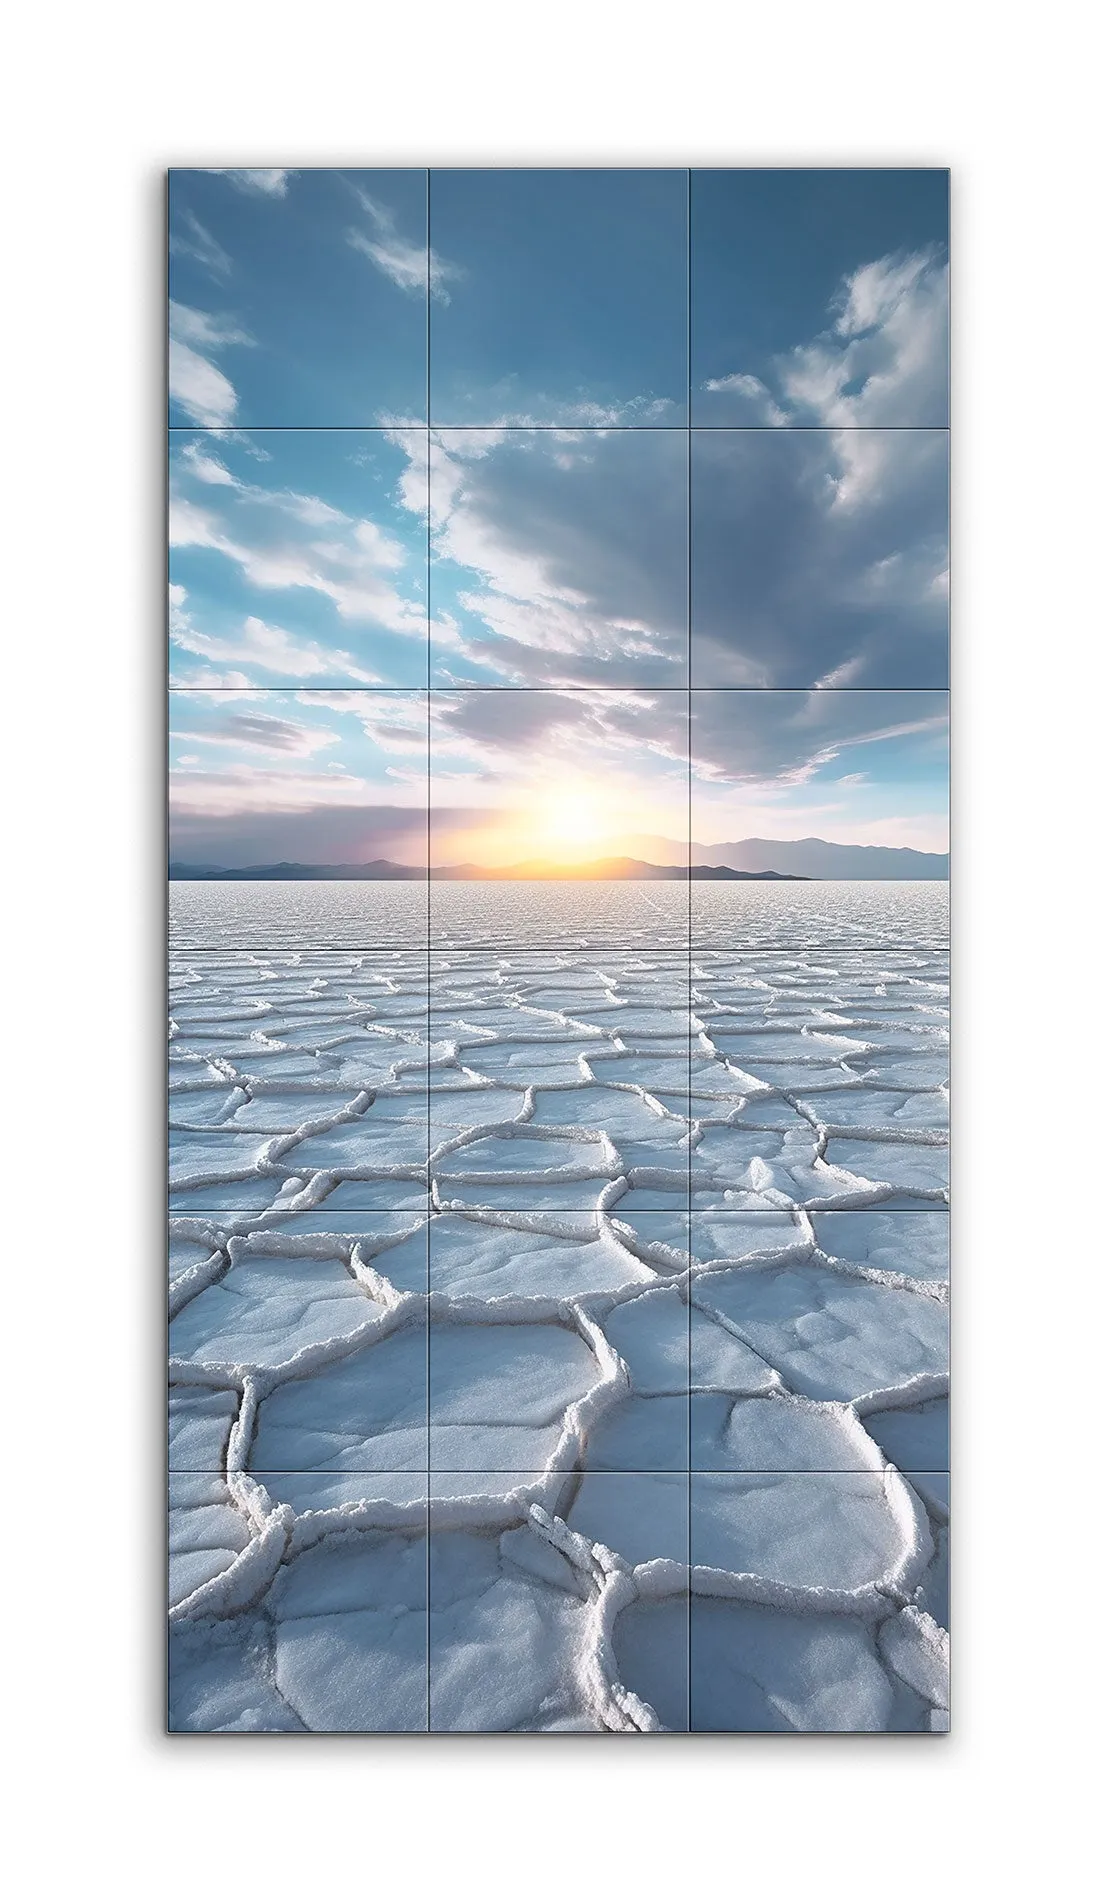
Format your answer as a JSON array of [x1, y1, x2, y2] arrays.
[[169, 1199, 947, 1730]]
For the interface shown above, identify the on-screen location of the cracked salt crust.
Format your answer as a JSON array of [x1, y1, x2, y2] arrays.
[[169, 884, 949, 1731]]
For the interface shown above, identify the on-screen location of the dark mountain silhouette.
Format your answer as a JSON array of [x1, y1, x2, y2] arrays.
[[169, 856, 808, 882], [628, 833, 949, 880]]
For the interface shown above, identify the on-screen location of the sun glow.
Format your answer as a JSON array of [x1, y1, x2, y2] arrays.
[[532, 786, 611, 861]]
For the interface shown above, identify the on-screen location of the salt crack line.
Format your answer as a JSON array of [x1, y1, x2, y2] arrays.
[[879, 1606, 950, 1708]]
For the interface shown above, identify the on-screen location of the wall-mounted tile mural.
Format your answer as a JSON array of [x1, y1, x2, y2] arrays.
[[168, 167, 949, 1733]]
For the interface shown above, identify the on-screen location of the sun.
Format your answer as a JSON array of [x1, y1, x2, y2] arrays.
[[533, 787, 610, 861]]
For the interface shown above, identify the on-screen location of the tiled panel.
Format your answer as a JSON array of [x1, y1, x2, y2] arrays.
[[168, 1211, 430, 1475], [567, 1470, 688, 1568], [689, 885, 950, 955], [168, 927, 430, 1214], [426, 1208, 654, 1302], [428, 885, 690, 953], [690, 428, 948, 687], [566, 1473, 689, 1732], [428, 1510, 591, 1731], [429, 169, 688, 426], [689, 1470, 948, 1730], [169, 168, 428, 426], [428, 1310, 607, 1471], [586, 1288, 689, 1472], [169, 687, 430, 884], [689, 687, 950, 919], [168, 1215, 421, 1371], [809, 1208, 950, 1285], [169, 430, 429, 687], [689, 942, 949, 1209], [689, 1217, 948, 1416], [428, 687, 690, 950], [427, 1472, 687, 1732], [247, 1314, 429, 1474], [690, 168, 949, 427], [685, 1205, 947, 1472], [169, 1493, 430, 1732], [169, 887, 430, 954], [426, 946, 691, 1212], [428, 428, 687, 686]]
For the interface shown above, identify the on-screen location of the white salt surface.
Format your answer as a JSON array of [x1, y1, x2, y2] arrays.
[[169, 884, 948, 1730]]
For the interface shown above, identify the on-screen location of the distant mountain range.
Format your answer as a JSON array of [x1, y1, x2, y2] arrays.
[[630, 835, 949, 881], [171, 834, 947, 881], [169, 856, 808, 883]]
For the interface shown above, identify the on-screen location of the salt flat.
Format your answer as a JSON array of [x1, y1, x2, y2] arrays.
[[168, 882, 948, 1731]]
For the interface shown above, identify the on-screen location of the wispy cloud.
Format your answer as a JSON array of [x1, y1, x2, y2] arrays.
[[168, 303, 251, 427], [170, 210, 232, 279], [207, 168, 292, 197], [703, 373, 789, 426], [169, 305, 250, 352], [170, 587, 382, 685], [705, 247, 947, 448], [689, 688, 948, 787], [347, 188, 458, 302], [169, 445, 426, 643], [174, 707, 339, 757]]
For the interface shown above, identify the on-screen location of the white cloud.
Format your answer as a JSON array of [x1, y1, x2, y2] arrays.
[[171, 211, 232, 278], [690, 689, 948, 788], [703, 373, 789, 426], [347, 188, 458, 302], [169, 667, 256, 690], [168, 340, 239, 428], [171, 594, 382, 684], [813, 657, 866, 689], [779, 248, 948, 436], [169, 472, 426, 641], [177, 439, 354, 529], [208, 169, 292, 197], [707, 248, 947, 457], [179, 440, 239, 486], [834, 249, 933, 336], [168, 303, 251, 427], [169, 303, 250, 351]]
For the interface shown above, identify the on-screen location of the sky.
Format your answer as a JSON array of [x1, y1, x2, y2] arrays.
[[689, 169, 948, 427], [170, 687, 948, 867], [169, 169, 428, 424], [168, 168, 948, 870]]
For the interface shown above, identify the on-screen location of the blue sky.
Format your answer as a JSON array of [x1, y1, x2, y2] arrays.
[[169, 430, 428, 685], [429, 170, 687, 424], [691, 169, 948, 427], [169, 169, 427, 424], [168, 169, 948, 867], [170, 168, 946, 432]]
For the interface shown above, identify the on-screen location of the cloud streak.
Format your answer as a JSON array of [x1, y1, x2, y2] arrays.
[[348, 188, 457, 303], [168, 303, 251, 427]]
